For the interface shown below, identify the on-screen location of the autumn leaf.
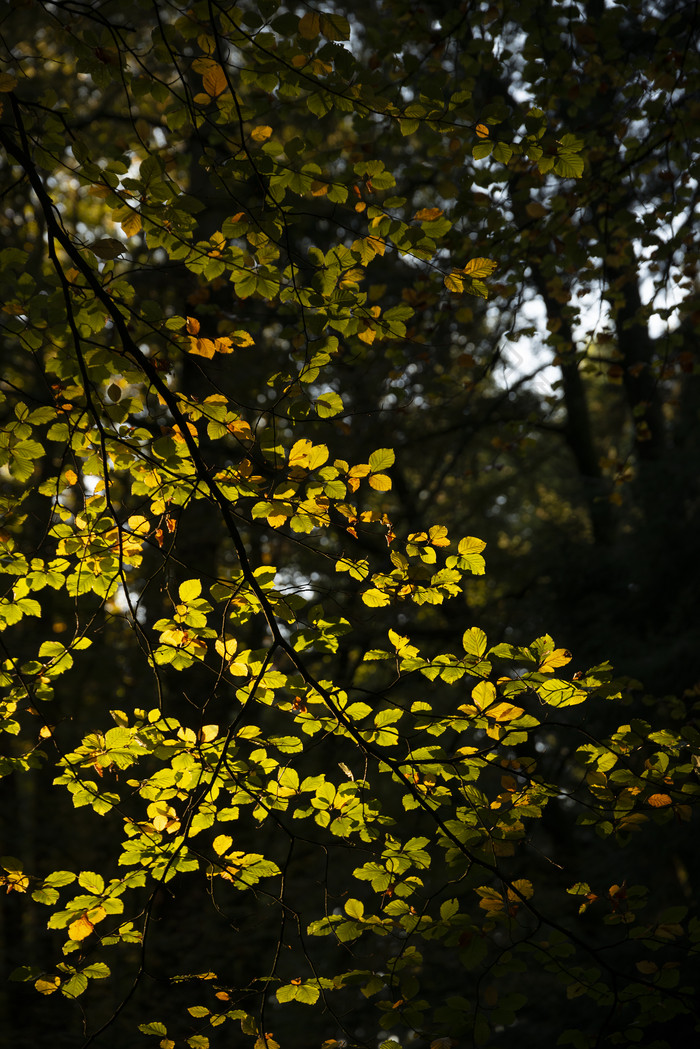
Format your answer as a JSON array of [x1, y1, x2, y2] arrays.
[[68, 916, 94, 941], [414, 208, 444, 221], [647, 794, 672, 808], [298, 12, 320, 38], [121, 210, 142, 237], [463, 257, 497, 279], [202, 64, 227, 97], [444, 271, 464, 293], [539, 648, 572, 673]]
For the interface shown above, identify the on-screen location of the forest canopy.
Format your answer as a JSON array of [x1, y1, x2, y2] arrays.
[[0, 1, 699, 1047]]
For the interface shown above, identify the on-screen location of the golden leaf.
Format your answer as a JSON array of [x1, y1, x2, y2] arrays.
[[539, 648, 572, 673], [189, 337, 217, 358], [68, 916, 94, 941], [250, 125, 272, 143], [186, 316, 200, 335], [444, 271, 464, 294], [647, 793, 672, 808], [414, 208, 444, 221], [121, 211, 142, 237], [203, 64, 227, 98], [463, 257, 497, 278], [35, 976, 61, 995], [476, 123, 489, 138], [487, 702, 525, 722]]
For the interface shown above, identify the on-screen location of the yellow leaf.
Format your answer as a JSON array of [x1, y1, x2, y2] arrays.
[[298, 12, 321, 38], [199, 724, 219, 742], [414, 208, 444, 221], [203, 64, 227, 97], [487, 702, 525, 722], [230, 330, 254, 347], [472, 681, 496, 711], [463, 257, 497, 278], [215, 637, 238, 660], [369, 473, 392, 491], [539, 648, 572, 673], [189, 337, 218, 358], [289, 439, 329, 470], [357, 325, 376, 344], [648, 793, 672, 808], [121, 210, 142, 237], [476, 123, 489, 138], [213, 834, 233, 855], [444, 271, 464, 294], [65, 468, 78, 486], [508, 878, 534, 900], [227, 419, 253, 440], [68, 916, 94, 941], [35, 976, 61, 995], [251, 125, 273, 143], [186, 316, 200, 335]]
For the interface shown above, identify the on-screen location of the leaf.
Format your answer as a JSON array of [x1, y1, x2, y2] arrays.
[[320, 13, 350, 40], [298, 12, 321, 38], [68, 916, 94, 941], [315, 391, 344, 418], [368, 448, 395, 471], [35, 976, 61, 995], [139, 1023, 169, 1037], [345, 898, 364, 919], [463, 627, 487, 657], [277, 982, 320, 1005], [463, 258, 497, 279], [362, 589, 391, 607], [647, 794, 672, 808], [539, 648, 572, 673], [475, 123, 489, 138], [202, 64, 227, 97], [179, 579, 202, 602], [62, 973, 89, 998], [251, 126, 273, 143], [89, 238, 125, 260], [78, 871, 104, 893], [121, 210, 142, 237]]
